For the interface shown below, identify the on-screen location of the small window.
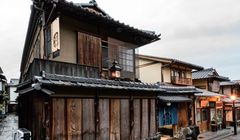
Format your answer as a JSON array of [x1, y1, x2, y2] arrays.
[[181, 71, 186, 78], [197, 109, 201, 122], [118, 47, 134, 72], [171, 70, 174, 77], [202, 109, 208, 121], [209, 102, 215, 108]]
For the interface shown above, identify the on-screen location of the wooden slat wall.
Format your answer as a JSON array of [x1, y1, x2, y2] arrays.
[[82, 99, 95, 140], [120, 99, 130, 140], [32, 95, 44, 140], [98, 99, 110, 140], [110, 99, 121, 140], [52, 98, 66, 140], [77, 32, 101, 68], [141, 99, 149, 139], [149, 99, 156, 137], [131, 99, 141, 140], [49, 98, 157, 140], [67, 99, 82, 140]]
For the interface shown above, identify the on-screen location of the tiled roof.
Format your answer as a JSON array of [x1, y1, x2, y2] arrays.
[[195, 88, 224, 97], [57, 0, 159, 39], [221, 97, 240, 103], [8, 79, 19, 86], [18, 72, 201, 95], [137, 54, 204, 70], [192, 68, 229, 81], [0, 67, 3, 74], [158, 84, 200, 94], [220, 81, 240, 86], [0, 74, 6, 81], [20, 0, 160, 74], [158, 96, 192, 102], [31, 72, 165, 92]]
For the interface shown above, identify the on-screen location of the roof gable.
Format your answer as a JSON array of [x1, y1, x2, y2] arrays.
[[20, 0, 160, 75], [192, 68, 229, 81], [0, 67, 3, 74], [137, 54, 204, 70], [75, 0, 110, 17]]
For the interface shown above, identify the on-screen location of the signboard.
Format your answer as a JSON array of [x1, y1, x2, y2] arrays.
[[224, 106, 232, 111], [216, 101, 223, 108], [201, 100, 208, 107], [51, 17, 60, 58]]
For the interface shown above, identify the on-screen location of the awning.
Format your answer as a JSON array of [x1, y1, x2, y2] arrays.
[[158, 96, 192, 103], [195, 88, 224, 97], [159, 85, 201, 94], [221, 98, 240, 103], [17, 72, 165, 96]]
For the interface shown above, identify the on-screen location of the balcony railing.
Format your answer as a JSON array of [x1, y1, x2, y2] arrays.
[[22, 59, 100, 82], [171, 76, 192, 86]]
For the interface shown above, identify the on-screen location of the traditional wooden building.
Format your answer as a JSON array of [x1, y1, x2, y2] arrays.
[[137, 54, 202, 138], [7, 78, 19, 113], [192, 68, 230, 132], [220, 81, 240, 127], [17, 0, 163, 139], [137, 54, 204, 85], [0, 67, 8, 117], [194, 88, 224, 132]]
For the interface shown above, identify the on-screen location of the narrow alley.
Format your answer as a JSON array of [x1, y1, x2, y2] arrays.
[[0, 114, 18, 139]]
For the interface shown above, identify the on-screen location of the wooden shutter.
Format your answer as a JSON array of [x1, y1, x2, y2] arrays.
[[77, 32, 102, 68]]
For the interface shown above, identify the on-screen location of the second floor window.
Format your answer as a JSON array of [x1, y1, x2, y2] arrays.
[[171, 70, 187, 78], [108, 41, 134, 73], [119, 47, 134, 72]]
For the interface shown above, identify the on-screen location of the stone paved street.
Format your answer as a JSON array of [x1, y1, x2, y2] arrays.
[[222, 134, 240, 140], [0, 114, 18, 139]]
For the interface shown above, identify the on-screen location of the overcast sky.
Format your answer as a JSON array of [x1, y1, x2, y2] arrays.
[[0, 0, 240, 81]]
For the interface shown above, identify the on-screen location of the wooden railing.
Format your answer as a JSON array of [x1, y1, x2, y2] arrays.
[[23, 58, 100, 82], [171, 76, 192, 86]]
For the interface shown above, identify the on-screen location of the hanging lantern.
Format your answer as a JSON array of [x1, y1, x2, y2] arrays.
[[166, 102, 171, 106], [109, 60, 122, 80]]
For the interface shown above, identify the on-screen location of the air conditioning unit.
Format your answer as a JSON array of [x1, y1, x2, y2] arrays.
[[14, 128, 31, 140]]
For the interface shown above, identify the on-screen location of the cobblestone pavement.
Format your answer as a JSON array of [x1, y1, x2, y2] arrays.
[[198, 127, 240, 140], [0, 114, 18, 139], [222, 134, 240, 140]]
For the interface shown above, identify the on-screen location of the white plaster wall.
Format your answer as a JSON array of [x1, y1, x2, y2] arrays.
[[138, 59, 162, 83], [10, 87, 18, 104]]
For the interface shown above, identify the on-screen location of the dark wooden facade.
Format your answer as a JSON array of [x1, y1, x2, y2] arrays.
[[23, 58, 99, 81], [18, 0, 161, 140], [18, 82, 159, 140]]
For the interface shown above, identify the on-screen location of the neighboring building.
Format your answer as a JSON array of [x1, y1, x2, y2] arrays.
[[192, 68, 229, 93], [220, 80, 240, 97], [18, 0, 162, 140], [137, 54, 203, 85], [194, 88, 224, 132], [137, 54, 202, 138], [0, 67, 8, 117], [220, 81, 240, 127], [192, 68, 230, 132], [7, 79, 19, 113]]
